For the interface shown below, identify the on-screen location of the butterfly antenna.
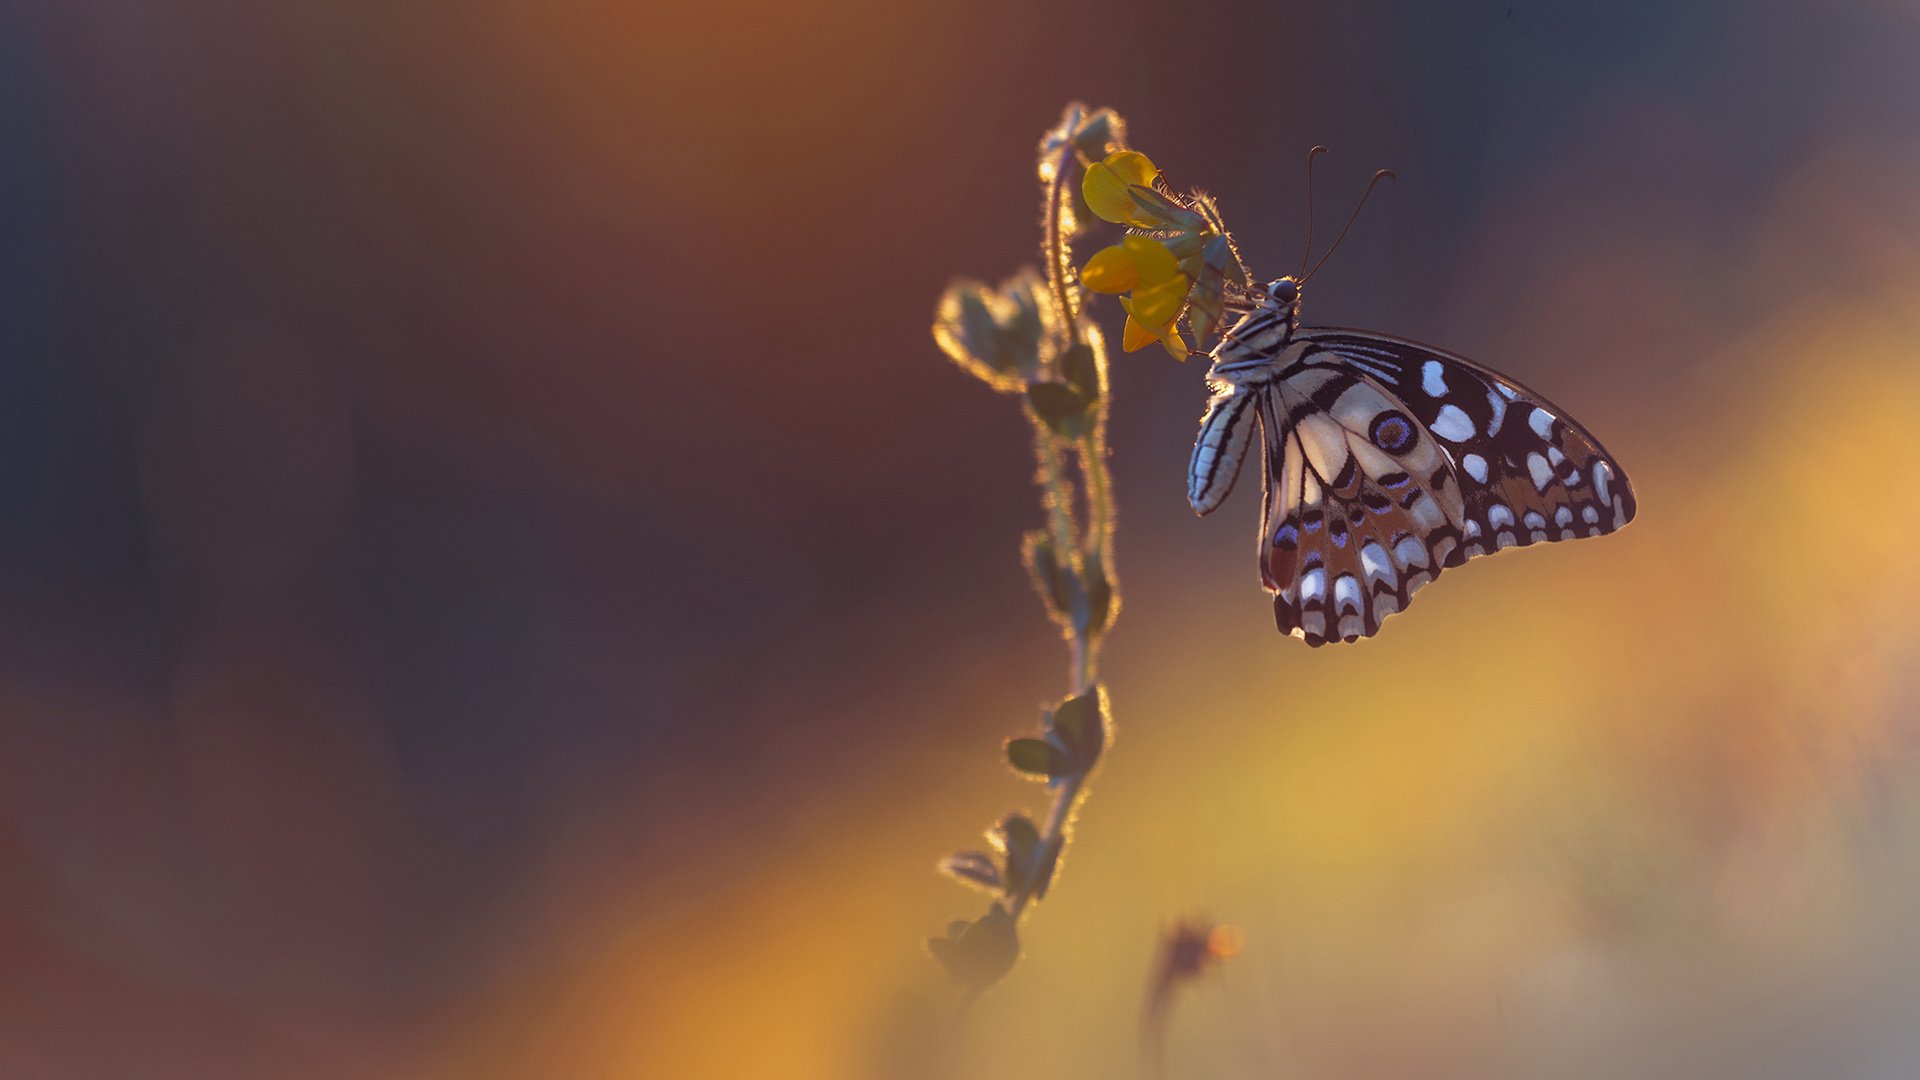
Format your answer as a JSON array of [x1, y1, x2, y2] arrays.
[[1302, 168, 1396, 283], [1299, 145, 1329, 278]]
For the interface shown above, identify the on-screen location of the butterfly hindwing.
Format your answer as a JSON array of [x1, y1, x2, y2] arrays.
[[1257, 365, 1469, 645], [1247, 330, 1635, 646]]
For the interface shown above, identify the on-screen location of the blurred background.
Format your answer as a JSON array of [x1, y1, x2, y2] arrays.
[[3, 0, 1920, 1076]]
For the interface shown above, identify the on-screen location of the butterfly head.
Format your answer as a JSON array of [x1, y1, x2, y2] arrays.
[[1207, 276, 1303, 381], [1263, 276, 1301, 319]]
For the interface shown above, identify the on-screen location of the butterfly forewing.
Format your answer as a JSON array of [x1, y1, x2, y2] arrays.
[[1299, 329, 1637, 549], [1215, 328, 1635, 647]]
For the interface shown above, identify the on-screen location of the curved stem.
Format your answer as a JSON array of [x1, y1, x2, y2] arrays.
[[1006, 424, 1102, 925], [1078, 429, 1114, 564], [1035, 425, 1081, 576], [1007, 763, 1090, 922], [1041, 146, 1080, 345]]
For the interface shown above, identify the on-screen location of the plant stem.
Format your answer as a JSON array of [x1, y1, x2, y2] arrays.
[[1011, 226, 1114, 926], [1006, 426, 1103, 924], [1040, 144, 1080, 344], [1035, 425, 1081, 577], [1078, 431, 1114, 564]]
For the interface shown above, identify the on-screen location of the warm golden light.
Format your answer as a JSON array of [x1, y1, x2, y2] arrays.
[[11, 3, 1920, 1078]]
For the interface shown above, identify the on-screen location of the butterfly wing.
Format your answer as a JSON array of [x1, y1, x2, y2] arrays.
[[1259, 329, 1636, 645], [1257, 365, 1469, 645], [1188, 383, 1261, 516]]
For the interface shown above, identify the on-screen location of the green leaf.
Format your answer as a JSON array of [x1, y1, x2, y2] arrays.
[[1162, 230, 1208, 262], [997, 813, 1040, 856], [1187, 234, 1234, 345], [1026, 381, 1090, 439], [1058, 342, 1102, 405], [938, 849, 1003, 893], [1006, 737, 1063, 777], [995, 271, 1050, 384], [931, 281, 1014, 389], [995, 813, 1042, 896], [926, 904, 1020, 988], [932, 271, 1063, 393], [1070, 109, 1125, 162], [1023, 530, 1093, 637], [1125, 184, 1208, 233], [1062, 547, 1116, 639], [1048, 686, 1106, 765]]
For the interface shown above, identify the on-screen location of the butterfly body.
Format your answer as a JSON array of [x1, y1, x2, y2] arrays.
[[1189, 276, 1636, 646]]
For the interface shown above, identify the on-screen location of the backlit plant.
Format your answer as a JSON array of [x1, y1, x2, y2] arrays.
[[926, 103, 1252, 996]]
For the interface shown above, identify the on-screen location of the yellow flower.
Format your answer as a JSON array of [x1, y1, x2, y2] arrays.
[[1119, 293, 1190, 360], [1077, 151, 1213, 361], [1081, 235, 1190, 360], [1125, 268, 1188, 328], [1082, 150, 1162, 228], [1079, 234, 1181, 294]]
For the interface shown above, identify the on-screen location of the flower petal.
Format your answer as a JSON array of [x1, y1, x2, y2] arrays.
[[1121, 235, 1181, 285], [1128, 273, 1190, 330], [1121, 312, 1160, 353], [1079, 244, 1141, 293], [1104, 150, 1158, 189], [1082, 163, 1139, 225], [1082, 151, 1161, 226]]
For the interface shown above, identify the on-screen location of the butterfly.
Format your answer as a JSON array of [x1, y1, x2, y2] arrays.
[[1186, 165, 1635, 646]]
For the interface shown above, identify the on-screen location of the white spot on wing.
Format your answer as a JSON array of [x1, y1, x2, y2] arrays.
[[1393, 535, 1427, 568], [1432, 404, 1475, 442], [1488, 503, 1515, 529], [1333, 573, 1362, 614], [1462, 453, 1489, 483], [1594, 461, 1613, 505], [1298, 414, 1351, 490], [1527, 452, 1554, 491], [1409, 493, 1447, 528], [1300, 568, 1327, 603], [1529, 407, 1556, 438], [1422, 360, 1447, 397], [1360, 541, 1394, 584]]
